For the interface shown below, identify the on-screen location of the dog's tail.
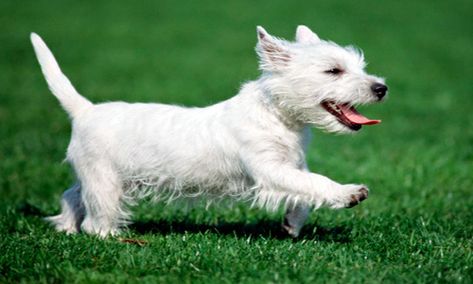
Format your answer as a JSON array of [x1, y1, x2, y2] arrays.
[[30, 33, 93, 118]]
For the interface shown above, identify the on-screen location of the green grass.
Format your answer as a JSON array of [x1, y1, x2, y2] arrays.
[[1, 0, 472, 282]]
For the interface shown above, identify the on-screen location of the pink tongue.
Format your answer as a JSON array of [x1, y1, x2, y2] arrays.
[[339, 104, 381, 125]]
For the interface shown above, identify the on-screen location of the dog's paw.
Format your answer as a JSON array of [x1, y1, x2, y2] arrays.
[[328, 184, 369, 209], [346, 185, 368, 208], [45, 214, 80, 234], [281, 218, 301, 238], [81, 219, 121, 238]]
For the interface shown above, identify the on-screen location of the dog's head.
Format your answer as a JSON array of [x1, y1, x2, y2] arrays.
[[256, 25, 387, 133]]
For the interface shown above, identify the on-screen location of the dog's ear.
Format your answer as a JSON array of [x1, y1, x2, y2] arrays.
[[256, 26, 291, 71], [295, 25, 320, 44]]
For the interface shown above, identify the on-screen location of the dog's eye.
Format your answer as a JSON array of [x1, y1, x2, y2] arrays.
[[325, 68, 343, 75]]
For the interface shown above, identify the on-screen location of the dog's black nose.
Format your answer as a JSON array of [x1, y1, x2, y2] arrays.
[[371, 83, 388, 100]]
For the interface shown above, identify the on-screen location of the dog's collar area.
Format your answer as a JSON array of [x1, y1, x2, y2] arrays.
[[321, 101, 381, 131]]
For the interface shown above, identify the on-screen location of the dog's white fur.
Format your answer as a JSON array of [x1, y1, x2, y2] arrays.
[[31, 26, 386, 238]]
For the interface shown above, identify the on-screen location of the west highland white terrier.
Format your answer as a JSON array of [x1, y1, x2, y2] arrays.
[[31, 25, 387, 238]]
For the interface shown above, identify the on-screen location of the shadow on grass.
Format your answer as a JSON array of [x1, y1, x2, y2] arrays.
[[130, 219, 352, 243], [16, 202, 45, 217], [16, 202, 352, 243]]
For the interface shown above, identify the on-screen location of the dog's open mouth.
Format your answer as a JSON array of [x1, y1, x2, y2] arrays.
[[321, 101, 381, 131]]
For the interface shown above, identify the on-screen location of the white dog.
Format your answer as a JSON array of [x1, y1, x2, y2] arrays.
[[31, 25, 387, 238]]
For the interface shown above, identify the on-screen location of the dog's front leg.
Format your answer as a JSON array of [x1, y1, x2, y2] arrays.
[[282, 204, 310, 238], [245, 159, 369, 211], [282, 164, 311, 238]]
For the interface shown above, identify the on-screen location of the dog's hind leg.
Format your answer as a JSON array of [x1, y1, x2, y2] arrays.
[[282, 204, 310, 238], [46, 182, 84, 234], [76, 161, 126, 237]]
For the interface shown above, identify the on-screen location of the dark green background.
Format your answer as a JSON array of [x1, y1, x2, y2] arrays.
[[1, 0, 472, 283]]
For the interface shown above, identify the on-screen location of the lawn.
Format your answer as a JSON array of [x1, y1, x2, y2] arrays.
[[1, 0, 472, 283]]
